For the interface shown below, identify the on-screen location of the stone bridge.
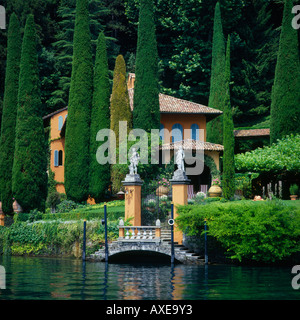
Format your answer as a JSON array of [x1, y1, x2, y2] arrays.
[[87, 223, 205, 265]]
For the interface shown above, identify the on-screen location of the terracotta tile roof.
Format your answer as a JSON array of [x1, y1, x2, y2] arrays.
[[161, 139, 224, 151], [42, 107, 68, 120], [234, 128, 270, 138], [43, 89, 222, 121], [127, 88, 222, 116]]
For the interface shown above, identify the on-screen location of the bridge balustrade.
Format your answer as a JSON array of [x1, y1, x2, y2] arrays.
[[118, 219, 161, 241]]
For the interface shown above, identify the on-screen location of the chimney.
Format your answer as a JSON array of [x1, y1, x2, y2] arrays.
[[127, 73, 135, 90]]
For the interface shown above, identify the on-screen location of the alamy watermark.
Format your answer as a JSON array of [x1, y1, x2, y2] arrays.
[[0, 5, 5, 30], [291, 265, 300, 290], [95, 121, 204, 176], [0, 265, 5, 289], [292, 5, 300, 29]]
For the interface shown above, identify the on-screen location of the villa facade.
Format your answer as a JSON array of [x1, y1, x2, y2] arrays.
[[43, 73, 224, 197]]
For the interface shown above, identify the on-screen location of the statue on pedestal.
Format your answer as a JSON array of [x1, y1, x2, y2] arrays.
[[170, 146, 190, 183], [129, 148, 140, 175], [123, 148, 143, 184], [175, 146, 185, 172]]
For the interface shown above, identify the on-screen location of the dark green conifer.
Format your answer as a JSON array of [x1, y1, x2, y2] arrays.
[[222, 35, 235, 200], [64, 0, 93, 202], [206, 2, 226, 145], [0, 13, 21, 214], [12, 14, 48, 212], [270, 0, 300, 143], [133, 0, 160, 132], [89, 32, 111, 202]]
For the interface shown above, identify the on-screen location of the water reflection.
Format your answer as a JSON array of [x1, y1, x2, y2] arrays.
[[0, 256, 297, 300]]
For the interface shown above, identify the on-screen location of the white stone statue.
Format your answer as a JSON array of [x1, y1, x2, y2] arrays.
[[175, 146, 185, 172], [129, 148, 140, 175]]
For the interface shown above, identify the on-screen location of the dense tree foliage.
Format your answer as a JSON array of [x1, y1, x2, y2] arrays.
[[133, 0, 160, 132], [270, 0, 300, 143], [206, 2, 226, 145], [89, 32, 111, 202], [12, 14, 48, 212], [64, 0, 93, 203], [110, 54, 132, 147], [0, 0, 298, 130], [235, 134, 300, 174], [222, 36, 235, 200], [0, 13, 21, 214]]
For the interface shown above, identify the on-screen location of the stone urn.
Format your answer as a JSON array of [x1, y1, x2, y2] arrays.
[[13, 200, 22, 213], [156, 186, 169, 196], [208, 185, 222, 197]]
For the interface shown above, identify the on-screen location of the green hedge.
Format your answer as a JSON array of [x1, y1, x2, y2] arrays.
[[176, 200, 300, 263], [14, 205, 125, 222]]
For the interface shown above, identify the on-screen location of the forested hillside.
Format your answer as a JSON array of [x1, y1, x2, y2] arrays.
[[0, 0, 299, 128]]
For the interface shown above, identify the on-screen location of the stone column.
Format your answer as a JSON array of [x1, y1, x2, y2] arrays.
[[122, 174, 143, 226], [0, 214, 4, 227], [170, 170, 190, 245], [0, 202, 4, 227]]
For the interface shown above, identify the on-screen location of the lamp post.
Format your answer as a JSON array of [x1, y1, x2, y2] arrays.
[[82, 219, 86, 261], [102, 203, 108, 263], [170, 202, 175, 264]]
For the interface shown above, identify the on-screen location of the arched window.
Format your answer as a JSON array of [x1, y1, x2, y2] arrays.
[[191, 124, 199, 140], [58, 150, 63, 166], [160, 124, 164, 142], [172, 123, 183, 143], [58, 116, 63, 131]]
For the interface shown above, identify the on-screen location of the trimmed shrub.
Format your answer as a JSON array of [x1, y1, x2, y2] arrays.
[[176, 200, 300, 263]]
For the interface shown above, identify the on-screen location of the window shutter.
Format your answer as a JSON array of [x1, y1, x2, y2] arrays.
[[191, 124, 199, 140], [160, 124, 164, 142], [54, 150, 58, 167], [58, 116, 63, 131]]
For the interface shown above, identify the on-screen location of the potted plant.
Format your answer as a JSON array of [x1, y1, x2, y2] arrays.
[[159, 195, 168, 205], [289, 184, 299, 200], [156, 178, 170, 196], [146, 199, 156, 212], [208, 178, 222, 198]]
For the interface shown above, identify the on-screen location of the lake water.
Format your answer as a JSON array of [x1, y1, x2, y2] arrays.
[[0, 256, 298, 300]]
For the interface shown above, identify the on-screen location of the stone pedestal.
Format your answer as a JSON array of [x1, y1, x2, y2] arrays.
[[170, 170, 191, 245], [122, 174, 143, 226]]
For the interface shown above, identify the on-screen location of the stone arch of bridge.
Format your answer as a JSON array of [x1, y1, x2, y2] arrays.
[[108, 250, 181, 264]]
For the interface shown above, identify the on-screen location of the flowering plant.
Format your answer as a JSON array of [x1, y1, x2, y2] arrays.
[[158, 177, 170, 188], [212, 178, 221, 186], [160, 195, 168, 201], [146, 199, 156, 207], [196, 191, 206, 199]]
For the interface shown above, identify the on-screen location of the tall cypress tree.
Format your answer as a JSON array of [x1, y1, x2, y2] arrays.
[[270, 0, 300, 143], [0, 13, 21, 214], [89, 32, 111, 202], [206, 2, 226, 145], [12, 14, 48, 212], [110, 54, 132, 147], [222, 35, 235, 200], [64, 0, 93, 203], [133, 0, 160, 132]]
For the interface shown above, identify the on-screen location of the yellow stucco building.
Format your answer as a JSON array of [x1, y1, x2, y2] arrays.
[[43, 73, 223, 197]]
